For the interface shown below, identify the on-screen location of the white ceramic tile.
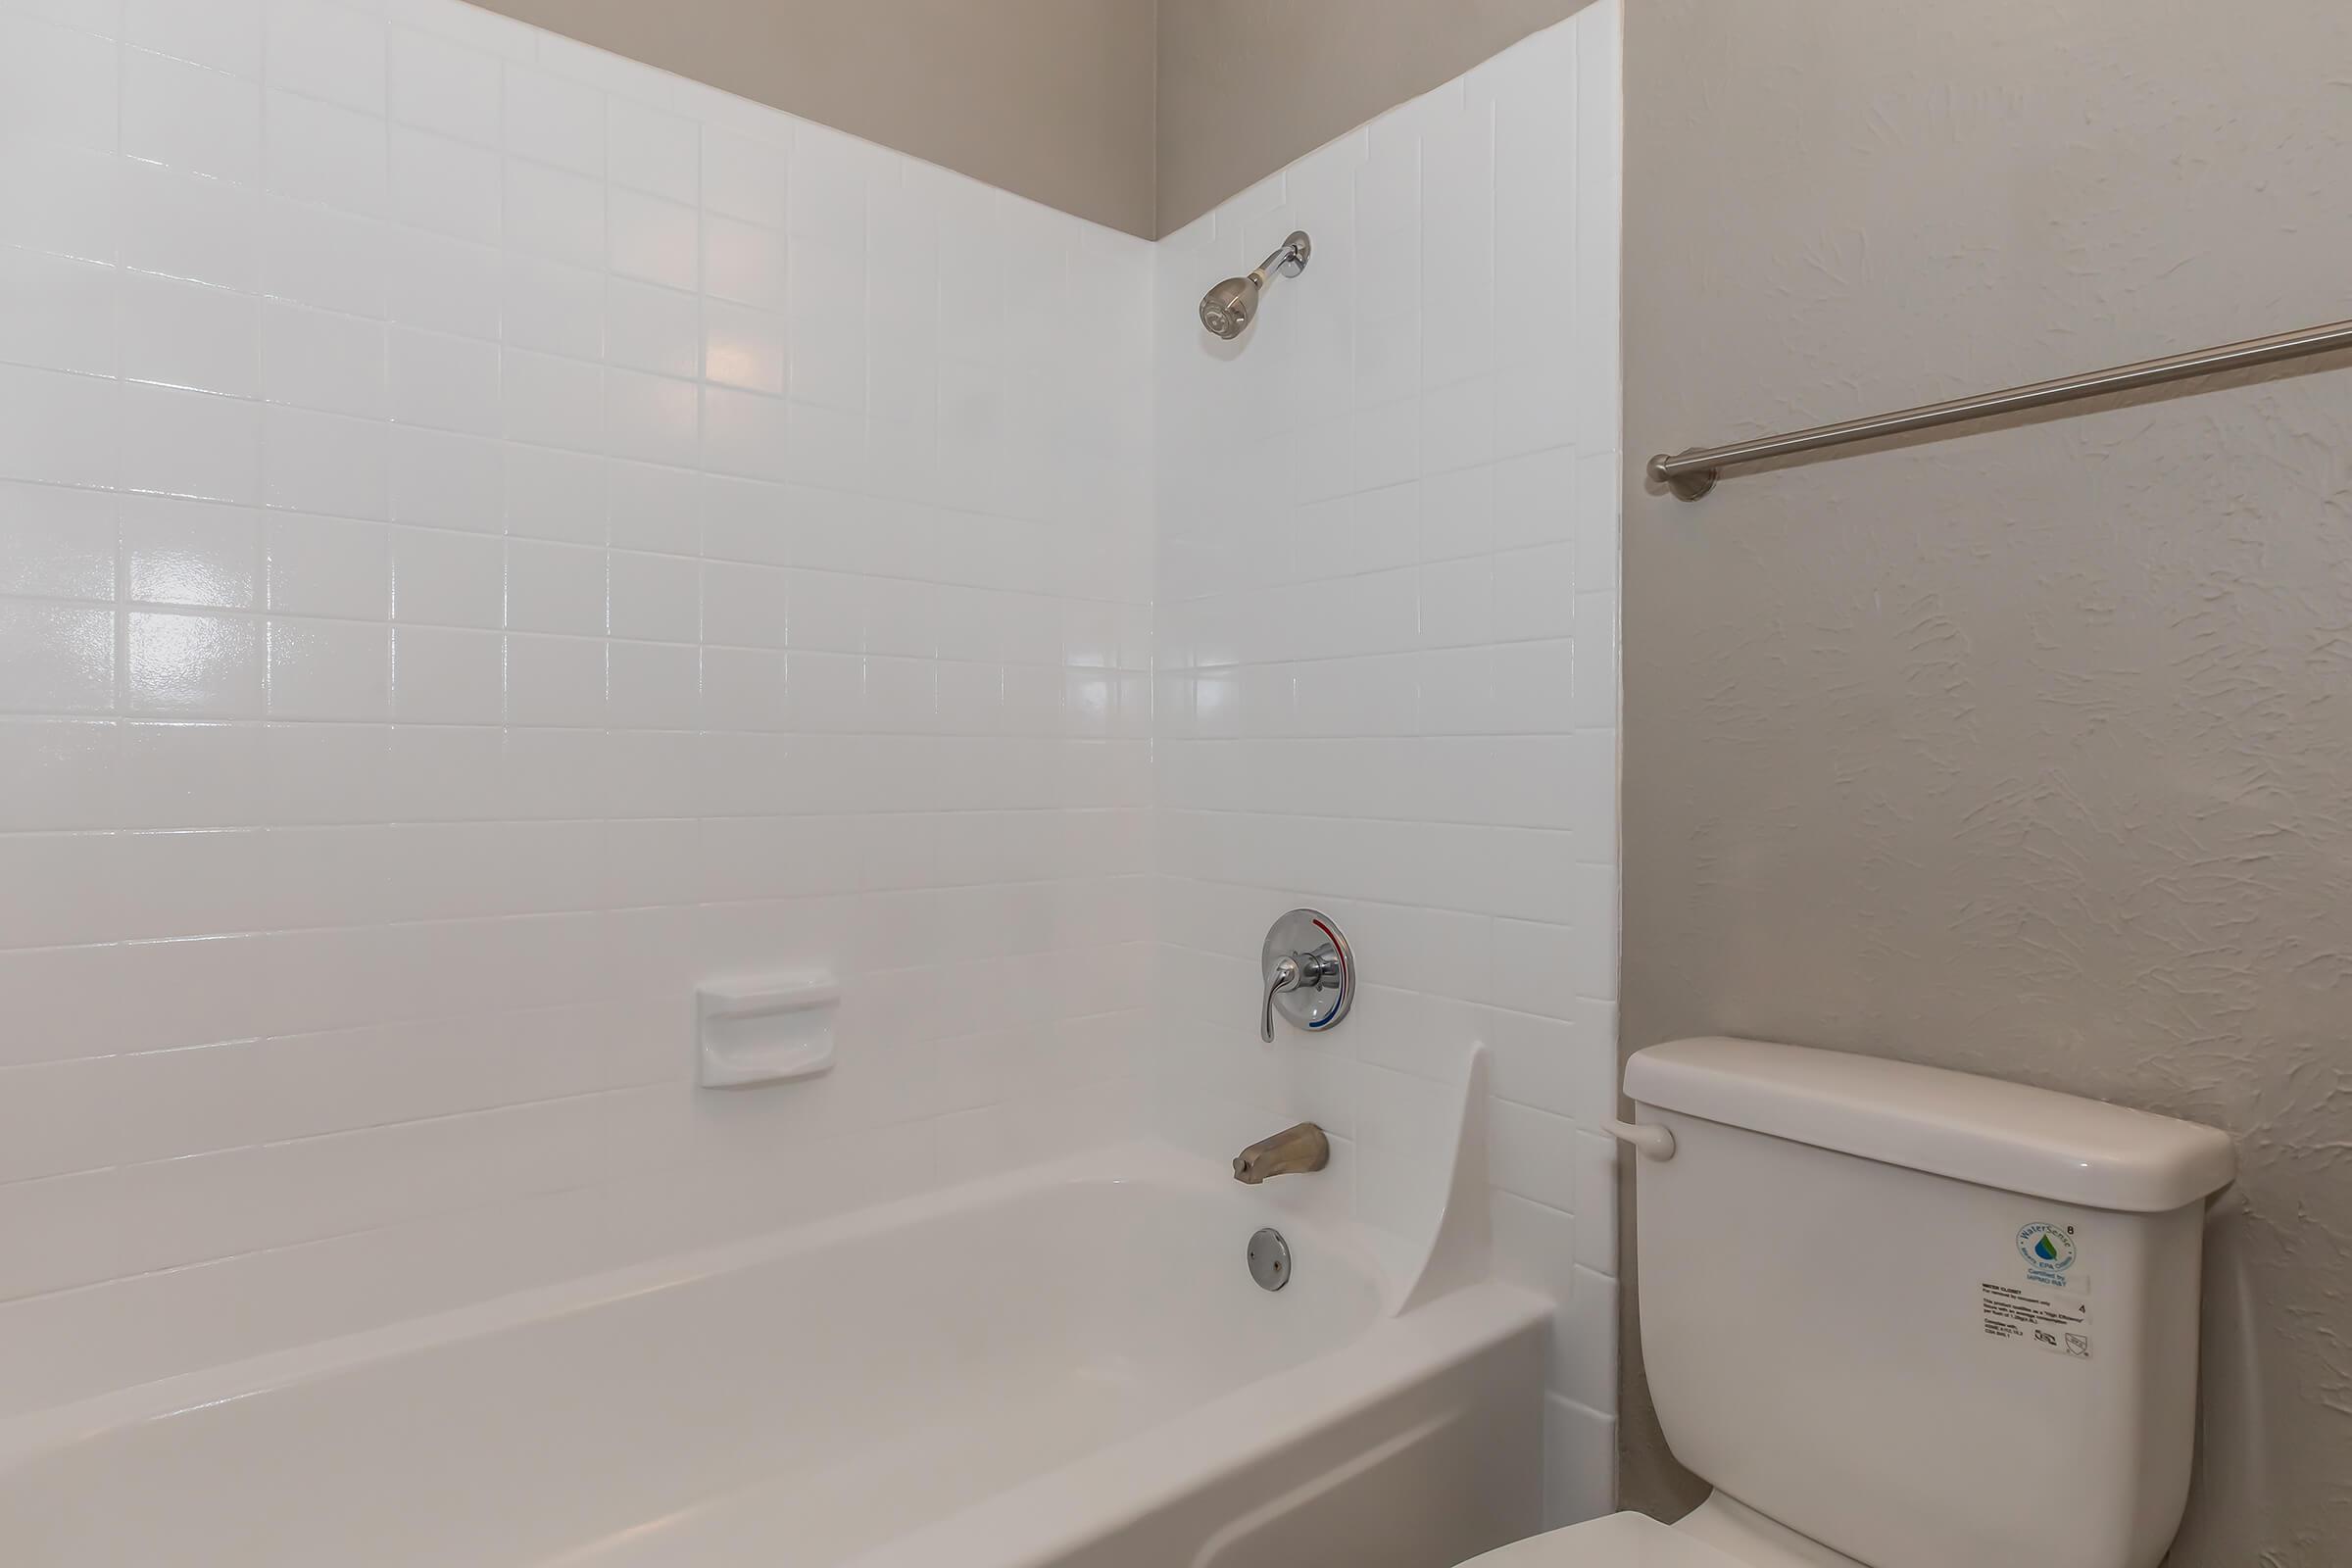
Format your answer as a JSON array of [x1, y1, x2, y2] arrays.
[[608, 187, 699, 291], [264, 88, 389, 218], [503, 348, 602, 452], [1573, 1131, 1619, 1274], [786, 237, 864, 410], [391, 523, 501, 627], [505, 631, 605, 726], [263, 405, 389, 519], [265, 0, 386, 114], [1491, 1098, 1582, 1211], [266, 513, 391, 618], [0, 481, 115, 600], [702, 213, 786, 311], [532, 27, 666, 102], [124, 0, 265, 76], [118, 271, 260, 398], [388, 425, 500, 532], [605, 369, 699, 467], [388, 22, 500, 146], [0, 136, 122, 264], [0, 247, 116, 378], [121, 159, 263, 291], [388, 622, 501, 723], [0, 601, 116, 711], [122, 47, 264, 185], [503, 62, 604, 176], [383, 225, 499, 338], [120, 494, 263, 609], [703, 127, 786, 227], [120, 720, 266, 828], [506, 538, 607, 636], [704, 301, 785, 394], [0, 365, 119, 489], [269, 614, 390, 717], [606, 462, 696, 556], [609, 98, 698, 204], [501, 253, 603, 361], [607, 278, 700, 379], [1543, 1394, 1616, 1528], [389, 124, 503, 244], [700, 386, 789, 482], [0, 0, 120, 32], [504, 157, 604, 267], [389, 326, 501, 435], [122, 381, 263, 504], [504, 444, 606, 543], [382, 0, 533, 60], [263, 301, 388, 417], [787, 123, 867, 244], [607, 550, 698, 643], [262, 197, 390, 318], [0, 13, 118, 153], [123, 607, 265, 715], [0, 718, 121, 832]]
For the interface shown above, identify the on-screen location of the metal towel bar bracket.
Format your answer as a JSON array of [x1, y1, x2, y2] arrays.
[[1648, 317, 2352, 501]]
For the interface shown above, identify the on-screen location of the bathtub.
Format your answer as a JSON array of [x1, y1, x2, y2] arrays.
[[0, 1144, 1549, 1567]]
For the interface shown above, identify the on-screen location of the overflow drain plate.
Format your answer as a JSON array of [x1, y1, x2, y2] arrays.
[[1248, 1227, 1292, 1292]]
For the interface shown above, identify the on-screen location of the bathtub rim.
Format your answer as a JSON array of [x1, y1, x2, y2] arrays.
[[834, 1276, 1551, 1568], [0, 1139, 1434, 1472]]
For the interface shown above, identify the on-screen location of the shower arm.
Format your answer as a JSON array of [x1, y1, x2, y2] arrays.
[[1254, 235, 1310, 286]]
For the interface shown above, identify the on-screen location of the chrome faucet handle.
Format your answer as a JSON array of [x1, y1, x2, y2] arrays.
[[1260, 956, 1301, 1044], [1258, 909, 1353, 1043]]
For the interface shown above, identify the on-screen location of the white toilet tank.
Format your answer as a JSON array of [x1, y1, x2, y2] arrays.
[[1626, 1038, 2234, 1568]]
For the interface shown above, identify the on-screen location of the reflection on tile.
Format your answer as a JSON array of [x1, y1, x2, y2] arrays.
[[123, 608, 263, 715], [120, 495, 263, 609]]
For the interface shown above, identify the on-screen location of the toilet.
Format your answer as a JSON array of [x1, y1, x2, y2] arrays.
[[1466, 1037, 2236, 1568]]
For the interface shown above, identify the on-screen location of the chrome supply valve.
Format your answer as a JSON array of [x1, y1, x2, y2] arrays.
[[1258, 908, 1352, 1043]]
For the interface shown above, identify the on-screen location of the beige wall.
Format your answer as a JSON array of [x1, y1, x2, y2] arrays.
[[1620, 2, 2352, 1562], [474, 0, 1160, 236], [471, 1, 1597, 238], [1153, 0, 1589, 235]]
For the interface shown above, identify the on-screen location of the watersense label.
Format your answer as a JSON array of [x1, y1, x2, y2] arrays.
[[1981, 1280, 2091, 1358], [2016, 1220, 2081, 1289], [1982, 1219, 2092, 1358]]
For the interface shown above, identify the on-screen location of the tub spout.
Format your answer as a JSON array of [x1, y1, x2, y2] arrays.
[[1232, 1122, 1331, 1184]]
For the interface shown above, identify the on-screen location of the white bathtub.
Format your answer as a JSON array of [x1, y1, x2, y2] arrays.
[[0, 1144, 1548, 1567]]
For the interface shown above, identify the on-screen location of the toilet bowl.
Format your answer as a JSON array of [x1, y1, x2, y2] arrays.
[[1459, 1038, 2234, 1568]]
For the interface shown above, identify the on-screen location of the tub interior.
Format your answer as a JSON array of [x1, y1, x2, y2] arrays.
[[3, 1170, 1386, 1567]]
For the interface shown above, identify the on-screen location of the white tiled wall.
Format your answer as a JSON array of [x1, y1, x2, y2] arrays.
[[1151, 7, 1623, 1526], [0, 0, 1623, 1518], [0, 0, 1154, 1412]]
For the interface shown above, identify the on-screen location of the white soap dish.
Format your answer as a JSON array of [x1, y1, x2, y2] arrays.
[[696, 975, 841, 1088]]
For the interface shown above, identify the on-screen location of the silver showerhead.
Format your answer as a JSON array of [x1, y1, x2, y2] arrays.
[[1199, 231, 1310, 340], [1199, 274, 1258, 340]]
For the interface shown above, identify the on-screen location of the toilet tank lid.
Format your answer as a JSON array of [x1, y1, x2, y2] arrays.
[[1625, 1038, 2235, 1212]]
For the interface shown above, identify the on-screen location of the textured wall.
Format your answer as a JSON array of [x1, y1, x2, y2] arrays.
[[1153, 7, 1622, 1524], [471, 0, 1159, 236], [1155, 0, 1593, 236], [0, 0, 1152, 1414], [1620, 2, 2352, 1562]]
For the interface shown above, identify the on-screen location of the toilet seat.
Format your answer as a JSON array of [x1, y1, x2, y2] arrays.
[[1458, 1496, 1868, 1568], [1457, 1512, 1747, 1567]]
